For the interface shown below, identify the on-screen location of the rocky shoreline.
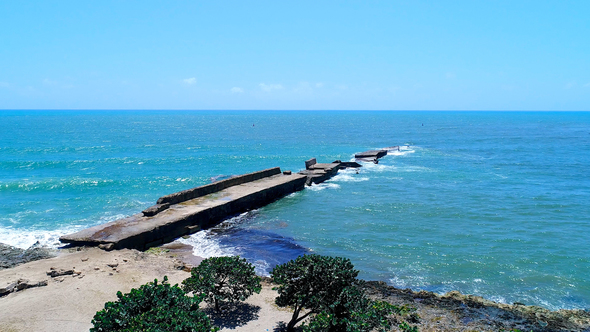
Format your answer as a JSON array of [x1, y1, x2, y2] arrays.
[[363, 281, 590, 332], [1, 244, 589, 331], [0, 242, 57, 270]]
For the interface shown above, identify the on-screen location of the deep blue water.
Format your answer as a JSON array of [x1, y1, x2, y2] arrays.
[[1, 110, 589, 310]]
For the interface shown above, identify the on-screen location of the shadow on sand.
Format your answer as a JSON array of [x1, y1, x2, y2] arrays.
[[205, 303, 262, 329]]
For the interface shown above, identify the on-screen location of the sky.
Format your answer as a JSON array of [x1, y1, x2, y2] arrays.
[[0, 1, 589, 110]]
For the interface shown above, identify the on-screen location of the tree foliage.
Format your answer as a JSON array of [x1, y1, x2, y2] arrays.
[[302, 284, 404, 332], [90, 276, 217, 332], [270, 254, 360, 332], [182, 256, 261, 312]]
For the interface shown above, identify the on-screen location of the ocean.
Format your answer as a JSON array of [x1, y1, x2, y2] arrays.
[[1, 110, 589, 310]]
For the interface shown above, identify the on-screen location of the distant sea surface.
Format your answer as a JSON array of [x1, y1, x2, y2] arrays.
[[1, 110, 589, 310]]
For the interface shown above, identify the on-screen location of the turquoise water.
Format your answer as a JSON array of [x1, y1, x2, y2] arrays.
[[1, 110, 589, 310]]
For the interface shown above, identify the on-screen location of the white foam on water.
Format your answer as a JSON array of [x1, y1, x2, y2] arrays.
[[385, 145, 416, 157], [307, 183, 341, 191], [177, 211, 257, 258], [178, 230, 238, 258], [0, 226, 81, 249], [0, 212, 128, 249], [358, 162, 397, 172], [284, 191, 302, 199], [253, 259, 271, 277], [330, 173, 370, 183]]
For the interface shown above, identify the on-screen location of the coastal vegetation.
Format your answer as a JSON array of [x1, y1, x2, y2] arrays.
[[91, 254, 415, 331], [90, 276, 217, 332], [182, 256, 262, 313], [271, 254, 417, 332]]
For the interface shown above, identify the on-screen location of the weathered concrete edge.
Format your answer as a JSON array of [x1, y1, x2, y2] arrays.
[[122, 175, 307, 250], [156, 167, 282, 205], [60, 174, 307, 250]]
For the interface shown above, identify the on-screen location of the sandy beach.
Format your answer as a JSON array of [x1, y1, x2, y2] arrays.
[[0, 245, 296, 332], [1, 246, 589, 332]]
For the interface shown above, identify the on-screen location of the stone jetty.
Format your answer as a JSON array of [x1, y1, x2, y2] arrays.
[[354, 149, 389, 163], [60, 150, 389, 251], [60, 168, 307, 250], [298, 158, 361, 185]]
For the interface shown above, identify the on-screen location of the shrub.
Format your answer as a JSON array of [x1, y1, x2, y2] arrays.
[[182, 256, 261, 312], [270, 254, 360, 332], [303, 284, 400, 332], [90, 276, 217, 332]]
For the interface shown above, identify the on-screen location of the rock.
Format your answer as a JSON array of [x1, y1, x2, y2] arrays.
[[174, 261, 192, 272], [0, 282, 17, 296], [142, 203, 171, 217], [81, 257, 89, 262], [46, 269, 75, 277], [283, 170, 292, 175], [1, 279, 48, 296], [98, 243, 115, 251], [15, 279, 30, 291], [0, 242, 57, 270], [107, 263, 118, 268]]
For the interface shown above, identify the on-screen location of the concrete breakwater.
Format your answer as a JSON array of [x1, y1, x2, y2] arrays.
[[60, 150, 389, 250]]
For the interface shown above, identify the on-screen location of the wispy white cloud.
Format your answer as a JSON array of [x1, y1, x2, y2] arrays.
[[564, 81, 576, 89], [259, 83, 283, 92], [231, 87, 244, 93], [0, 81, 9, 88], [183, 77, 197, 85], [336, 84, 348, 90], [315, 82, 324, 88], [584, 82, 590, 88], [446, 72, 456, 79]]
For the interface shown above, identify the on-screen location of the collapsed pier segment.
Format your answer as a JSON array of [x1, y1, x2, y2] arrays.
[[60, 148, 394, 251], [60, 168, 307, 250]]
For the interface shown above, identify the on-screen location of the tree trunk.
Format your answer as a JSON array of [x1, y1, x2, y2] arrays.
[[287, 319, 297, 332]]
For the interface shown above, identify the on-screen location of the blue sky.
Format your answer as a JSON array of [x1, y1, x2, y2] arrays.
[[1, 1, 588, 110]]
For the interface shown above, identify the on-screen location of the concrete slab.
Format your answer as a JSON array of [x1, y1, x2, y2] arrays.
[[354, 149, 388, 159], [60, 171, 307, 250]]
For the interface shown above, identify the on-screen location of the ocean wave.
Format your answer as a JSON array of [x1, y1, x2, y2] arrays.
[[384, 145, 416, 157], [0, 226, 80, 249], [307, 183, 340, 191], [177, 212, 256, 258], [330, 172, 370, 183], [178, 230, 239, 258], [0, 212, 127, 249]]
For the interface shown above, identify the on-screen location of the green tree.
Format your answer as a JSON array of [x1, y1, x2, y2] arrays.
[[90, 276, 217, 332], [270, 254, 360, 332], [303, 285, 400, 332], [182, 256, 262, 312]]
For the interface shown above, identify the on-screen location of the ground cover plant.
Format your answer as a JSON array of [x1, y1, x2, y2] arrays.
[[90, 276, 217, 332], [182, 255, 261, 312]]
